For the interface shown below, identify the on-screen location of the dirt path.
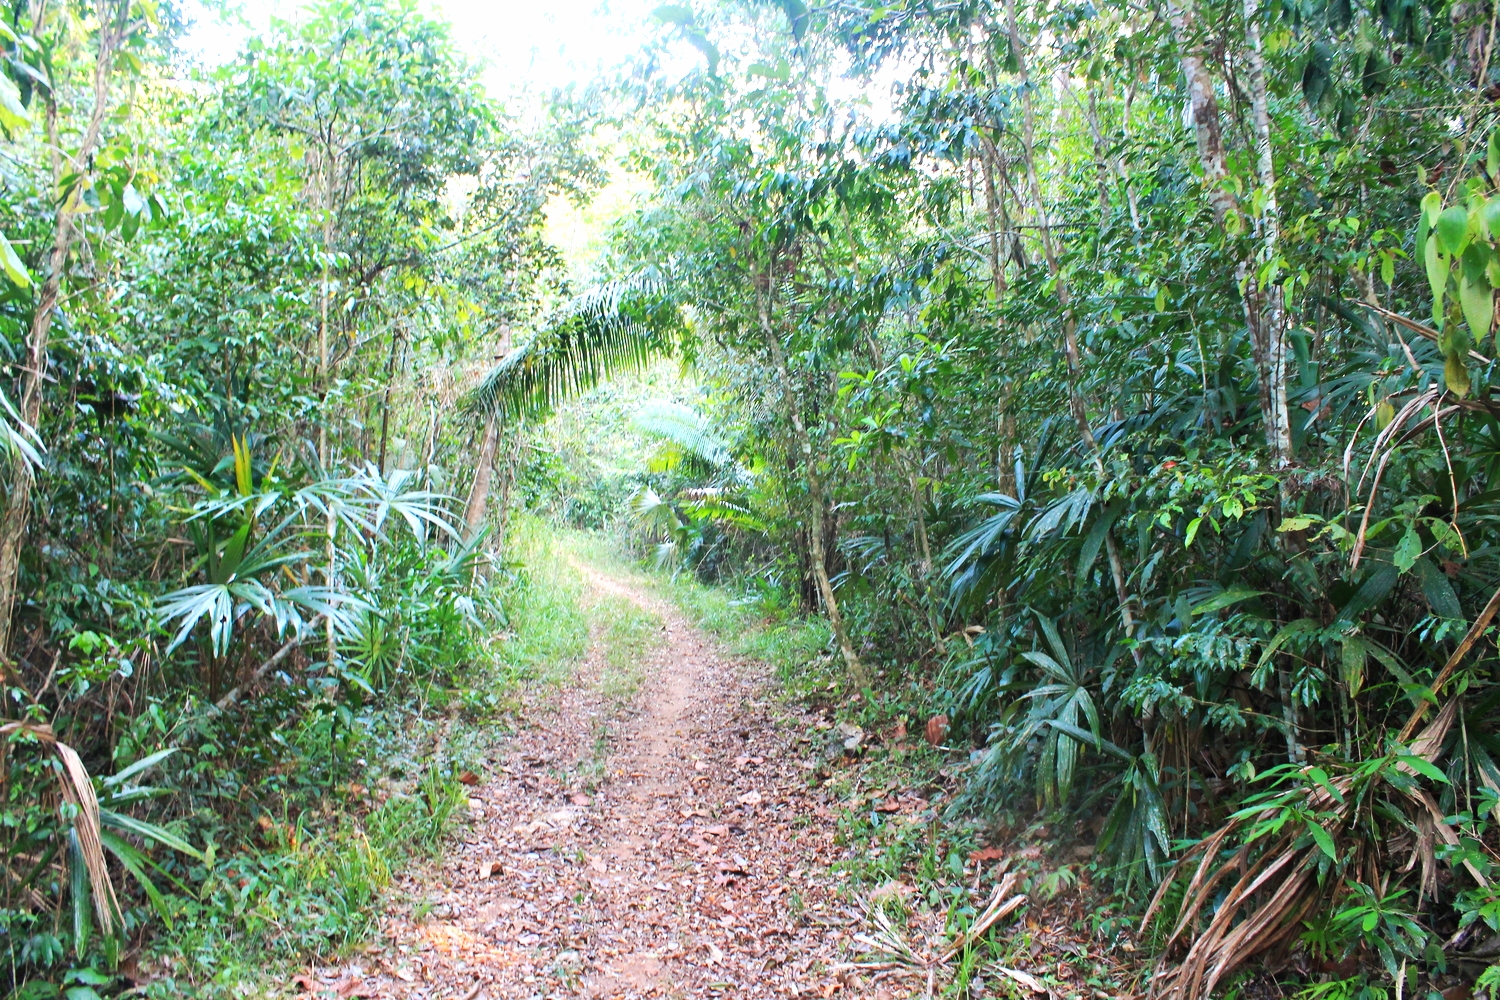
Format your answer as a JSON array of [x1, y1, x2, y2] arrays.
[[312, 563, 859, 999]]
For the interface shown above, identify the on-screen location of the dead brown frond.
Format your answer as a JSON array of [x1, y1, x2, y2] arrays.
[[834, 871, 1030, 998], [1144, 580, 1500, 1000], [0, 720, 120, 935]]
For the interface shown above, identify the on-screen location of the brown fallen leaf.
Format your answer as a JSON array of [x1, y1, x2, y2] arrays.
[[995, 967, 1049, 995], [457, 770, 480, 786], [925, 714, 949, 746], [569, 792, 592, 806], [335, 978, 376, 999], [969, 846, 1005, 863], [737, 790, 763, 806], [478, 860, 502, 878], [292, 974, 317, 993], [873, 797, 901, 813]]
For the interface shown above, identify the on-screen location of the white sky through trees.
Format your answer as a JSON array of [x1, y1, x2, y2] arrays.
[[181, 0, 664, 96]]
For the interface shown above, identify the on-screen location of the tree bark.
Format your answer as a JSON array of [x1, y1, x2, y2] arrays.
[[1242, 0, 1292, 464], [463, 412, 500, 538], [0, 2, 126, 668]]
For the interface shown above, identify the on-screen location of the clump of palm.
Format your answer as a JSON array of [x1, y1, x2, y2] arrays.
[[1141, 602, 1500, 1000], [626, 400, 764, 575], [2, 723, 201, 961], [156, 436, 462, 697]]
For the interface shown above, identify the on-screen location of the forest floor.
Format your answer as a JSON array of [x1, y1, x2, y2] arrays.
[[290, 541, 1143, 1000], [297, 557, 867, 999]]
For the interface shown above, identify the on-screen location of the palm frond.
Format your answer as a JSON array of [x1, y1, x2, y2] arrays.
[[633, 400, 733, 469], [465, 277, 681, 420]]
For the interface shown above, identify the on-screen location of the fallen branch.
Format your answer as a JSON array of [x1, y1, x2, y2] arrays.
[[214, 615, 325, 710]]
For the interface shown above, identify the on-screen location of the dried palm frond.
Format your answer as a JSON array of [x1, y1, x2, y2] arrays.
[[835, 871, 1030, 998], [1144, 581, 1500, 1000], [0, 720, 120, 936]]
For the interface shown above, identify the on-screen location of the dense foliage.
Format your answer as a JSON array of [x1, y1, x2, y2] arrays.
[[471, 0, 1500, 995], [7, 0, 1500, 995], [0, 0, 597, 992]]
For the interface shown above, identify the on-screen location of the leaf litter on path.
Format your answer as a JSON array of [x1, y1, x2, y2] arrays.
[[303, 566, 865, 998]]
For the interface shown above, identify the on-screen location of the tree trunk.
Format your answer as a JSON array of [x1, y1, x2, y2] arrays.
[[1164, 0, 1238, 225], [756, 278, 869, 688], [463, 412, 500, 538], [0, 5, 124, 668], [1003, 0, 1144, 650], [1242, 0, 1292, 464]]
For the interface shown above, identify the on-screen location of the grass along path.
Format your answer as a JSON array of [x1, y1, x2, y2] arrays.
[[299, 543, 860, 999]]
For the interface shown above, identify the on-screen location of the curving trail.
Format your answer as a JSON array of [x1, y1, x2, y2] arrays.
[[309, 562, 860, 999]]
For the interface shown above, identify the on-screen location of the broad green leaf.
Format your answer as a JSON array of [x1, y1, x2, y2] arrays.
[[1306, 818, 1338, 859], [1278, 515, 1317, 532], [1460, 244, 1494, 341], [0, 72, 28, 133], [1395, 752, 1450, 783], [652, 5, 694, 25], [1425, 236, 1450, 321], [1190, 586, 1266, 615], [1393, 527, 1422, 572], [1341, 636, 1368, 695], [1436, 205, 1470, 254], [0, 231, 29, 288], [1485, 197, 1500, 239], [1446, 351, 1472, 398]]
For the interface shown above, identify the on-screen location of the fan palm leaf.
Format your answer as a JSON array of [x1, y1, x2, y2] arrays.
[[465, 277, 682, 420]]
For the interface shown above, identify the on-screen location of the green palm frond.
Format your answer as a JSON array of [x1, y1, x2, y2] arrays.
[[632, 400, 732, 469], [465, 277, 681, 420]]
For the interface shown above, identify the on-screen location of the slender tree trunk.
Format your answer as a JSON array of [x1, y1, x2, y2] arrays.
[[1003, 0, 1143, 650], [0, 4, 124, 668], [462, 328, 513, 540], [376, 329, 401, 474], [463, 412, 500, 538], [1242, 0, 1292, 464], [756, 277, 868, 688], [1164, 0, 1238, 225], [1167, 0, 1291, 463]]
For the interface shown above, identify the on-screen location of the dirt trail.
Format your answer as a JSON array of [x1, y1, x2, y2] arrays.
[[311, 563, 858, 999]]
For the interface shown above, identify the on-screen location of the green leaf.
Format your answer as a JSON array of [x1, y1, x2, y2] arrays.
[[1460, 244, 1494, 342], [1395, 752, 1450, 783], [1190, 586, 1267, 615], [1436, 205, 1470, 254], [1393, 527, 1422, 572], [1425, 235, 1450, 322], [1302, 43, 1332, 107], [1490, 131, 1500, 180], [1278, 515, 1317, 532], [652, 5, 694, 25], [1484, 197, 1500, 239], [1446, 351, 1472, 398], [1306, 818, 1338, 859], [1341, 636, 1368, 696], [0, 231, 30, 288], [0, 72, 29, 133]]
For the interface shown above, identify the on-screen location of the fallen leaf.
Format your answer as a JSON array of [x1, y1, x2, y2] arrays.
[[478, 860, 502, 878], [969, 846, 1006, 863], [457, 771, 480, 786], [737, 790, 763, 806], [925, 714, 950, 746], [891, 719, 908, 740], [589, 855, 607, 874], [873, 797, 901, 813], [292, 974, 316, 993], [335, 979, 375, 999], [995, 967, 1048, 994], [569, 793, 592, 806], [838, 721, 864, 750]]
